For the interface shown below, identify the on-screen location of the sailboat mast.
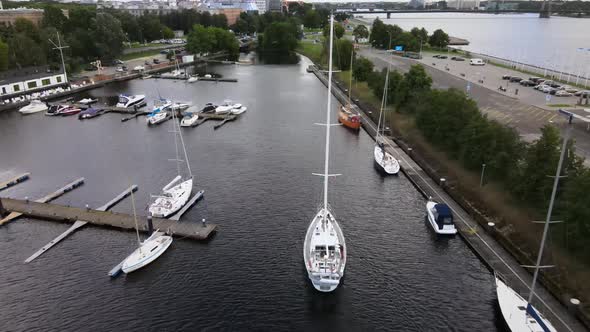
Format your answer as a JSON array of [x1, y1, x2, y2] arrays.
[[130, 189, 142, 248], [323, 14, 335, 213], [376, 65, 390, 142], [171, 105, 181, 176], [348, 50, 353, 104], [176, 110, 193, 178], [526, 118, 571, 305]]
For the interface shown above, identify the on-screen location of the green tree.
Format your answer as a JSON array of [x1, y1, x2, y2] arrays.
[[258, 21, 299, 64], [14, 18, 39, 42], [303, 9, 320, 29], [334, 12, 350, 22], [0, 39, 8, 71], [8, 34, 45, 68], [162, 26, 174, 39], [42, 5, 67, 32], [139, 14, 164, 42], [353, 24, 369, 42], [187, 24, 216, 55], [211, 14, 228, 29], [323, 23, 344, 39], [68, 7, 96, 31], [429, 28, 449, 48], [561, 167, 590, 261], [211, 27, 239, 60], [410, 27, 428, 43], [398, 64, 432, 110], [352, 57, 374, 82], [334, 38, 354, 70], [118, 12, 142, 42], [94, 13, 125, 62]]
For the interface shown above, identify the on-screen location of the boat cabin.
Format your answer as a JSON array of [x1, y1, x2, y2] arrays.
[[432, 203, 454, 230]]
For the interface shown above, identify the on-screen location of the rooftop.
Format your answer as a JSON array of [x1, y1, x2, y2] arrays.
[[0, 66, 64, 86]]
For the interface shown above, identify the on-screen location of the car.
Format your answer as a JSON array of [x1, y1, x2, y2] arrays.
[[469, 58, 485, 65], [534, 84, 547, 90], [114, 59, 124, 65], [549, 88, 559, 95], [132, 65, 145, 72], [115, 67, 125, 72], [509, 76, 523, 82], [160, 49, 169, 54], [541, 85, 553, 93], [439, 55, 448, 59], [122, 66, 128, 71], [144, 61, 150, 66], [555, 90, 573, 97], [574, 90, 589, 97], [84, 65, 97, 71], [433, 54, 442, 58], [543, 80, 561, 88], [502, 75, 512, 80], [563, 86, 578, 93], [519, 79, 536, 86], [153, 58, 160, 64], [451, 56, 465, 61], [528, 77, 542, 83]]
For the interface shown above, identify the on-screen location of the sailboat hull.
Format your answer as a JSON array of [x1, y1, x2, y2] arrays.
[[338, 106, 361, 131], [122, 234, 173, 273], [149, 178, 193, 218], [495, 276, 557, 332], [374, 145, 400, 175]]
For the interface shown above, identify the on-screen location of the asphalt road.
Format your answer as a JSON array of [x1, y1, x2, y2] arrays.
[[358, 46, 590, 163]]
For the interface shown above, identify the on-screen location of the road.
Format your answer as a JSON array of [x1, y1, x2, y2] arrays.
[[358, 46, 590, 163], [76, 53, 170, 78]]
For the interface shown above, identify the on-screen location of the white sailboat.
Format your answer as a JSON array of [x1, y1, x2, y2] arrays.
[[495, 121, 572, 332], [303, 14, 346, 293], [373, 64, 400, 175], [148, 105, 193, 218], [121, 190, 172, 274]]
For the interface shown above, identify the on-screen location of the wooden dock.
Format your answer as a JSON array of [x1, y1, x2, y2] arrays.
[[191, 112, 238, 129], [0, 197, 216, 241], [310, 66, 587, 332], [48, 101, 147, 114], [0, 172, 30, 192]]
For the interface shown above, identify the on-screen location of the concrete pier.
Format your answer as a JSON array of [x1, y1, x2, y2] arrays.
[[0, 198, 216, 241], [0, 173, 30, 192], [309, 65, 586, 332]]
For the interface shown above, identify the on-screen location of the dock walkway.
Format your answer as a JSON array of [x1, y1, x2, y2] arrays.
[[310, 65, 586, 332], [1, 198, 216, 241]]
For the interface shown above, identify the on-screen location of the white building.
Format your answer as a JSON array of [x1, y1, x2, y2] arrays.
[[254, 0, 266, 12], [0, 67, 66, 96]]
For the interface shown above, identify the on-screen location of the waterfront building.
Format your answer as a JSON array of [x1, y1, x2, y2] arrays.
[[446, 0, 480, 9], [0, 8, 43, 26], [0, 66, 66, 96]]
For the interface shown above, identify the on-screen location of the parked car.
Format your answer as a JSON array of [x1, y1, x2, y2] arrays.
[[84, 65, 97, 71], [114, 59, 124, 65], [528, 77, 542, 83], [543, 80, 561, 88], [153, 58, 160, 64], [160, 49, 169, 54], [574, 90, 590, 97], [549, 88, 559, 95], [451, 56, 465, 61], [555, 90, 573, 97], [563, 86, 578, 93], [122, 66, 128, 71], [509, 76, 523, 82], [115, 67, 125, 72], [144, 61, 150, 66], [502, 75, 511, 80], [519, 79, 536, 86], [534, 84, 547, 90], [133, 65, 145, 72], [469, 58, 485, 66], [541, 85, 553, 93], [433, 54, 443, 58]]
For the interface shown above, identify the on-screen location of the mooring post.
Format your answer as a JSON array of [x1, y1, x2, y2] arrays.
[[147, 215, 153, 234], [0, 198, 5, 217]]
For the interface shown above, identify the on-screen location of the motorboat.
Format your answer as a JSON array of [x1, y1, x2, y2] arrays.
[[161, 69, 185, 79], [180, 113, 199, 127], [19, 100, 47, 114], [303, 15, 346, 293], [149, 108, 194, 218], [78, 98, 97, 105], [45, 104, 69, 116], [374, 144, 400, 175], [121, 231, 173, 274], [171, 102, 190, 111], [231, 107, 247, 115], [495, 275, 557, 332], [201, 103, 216, 113], [187, 76, 198, 83], [116, 94, 145, 108], [147, 111, 168, 125], [60, 106, 82, 116], [425, 200, 457, 235], [78, 108, 104, 119], [215, 105, 233, 115]]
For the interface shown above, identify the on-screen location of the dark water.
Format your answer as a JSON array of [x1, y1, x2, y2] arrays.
[[0, 58, 506, 331]]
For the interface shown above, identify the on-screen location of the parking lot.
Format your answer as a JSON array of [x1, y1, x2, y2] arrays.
[[77, 53, 170, 79]]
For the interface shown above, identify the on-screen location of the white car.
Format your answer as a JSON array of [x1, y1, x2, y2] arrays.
[[470, 58, 485, 66], [541, 86, 553, 93], [555, 90, 573, 97], [116, 67, 125, 72], [563, 86, 578, 93], [133, 65, 145, 72]]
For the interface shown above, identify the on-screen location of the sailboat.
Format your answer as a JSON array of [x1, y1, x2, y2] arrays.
[[148, 105, 193, 218], [121, 190, 173, 274], [373, 63, 400, 175], [494, 121, 572, 332], [303, 14, 347, 293], [338, 52, 362, 131]]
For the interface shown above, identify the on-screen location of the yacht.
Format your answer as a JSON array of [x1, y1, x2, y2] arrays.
[[19, 100, 47, 114], [303, 15, 346, 293], [147, 111, 168, 125], [338, 52, 362, 131], [60, 106, 82, 116], [79, 108, 104, 119], [373, 64, 400, 175], [171, 102, 190, 111], [425, 200, 457, 235], [78, 98, 97, 105], [45, 104, 69, 116], [215, 105, 233, 115], [116, 94, 145, 108], [187, 76, 198, 83], [201, 103, 217, 113], [180, 113, 199, 127], [231, 106, 247, 115]]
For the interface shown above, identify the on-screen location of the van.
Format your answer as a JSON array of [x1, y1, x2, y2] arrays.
[[470, 58, 485, 66]]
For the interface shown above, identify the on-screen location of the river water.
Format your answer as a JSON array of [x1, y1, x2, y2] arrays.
[[358, 13, 590, 75], [0, 58, 506, 331]]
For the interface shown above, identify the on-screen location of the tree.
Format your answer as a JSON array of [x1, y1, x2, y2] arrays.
[[118, 12, 142, 42], [303, 9, 320, 29], [231, 18, 249, 34], [14, 18, 39, 42], [398, 64, 432, 110], [429, 29, 449, 48], [334, 12, 349, 22], [139, 14, 163, 42], [187, 24, 216, 55], [94, 13, 125, 62], [353, 24, 369, 42], [211, 14, 228, 29], [0, 39, 8, 71], [323, 23, 344, 39], [162, 26, 174, 39], [8, 34, 45, 68], [258, 21, 299, 64], [410, 27, 428, 43], [352, 57, 374, 82], [42, 5, 67, 32], [334, 38, 354, 70]]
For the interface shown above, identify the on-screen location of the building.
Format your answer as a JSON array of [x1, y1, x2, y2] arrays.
[[0, 8, 43, 26], [0, 67, 66, 96], [267, 0, 281, 12], [408, 0, 425, 9], [254, 0, 266, 12], [446, 0, 480, 9]]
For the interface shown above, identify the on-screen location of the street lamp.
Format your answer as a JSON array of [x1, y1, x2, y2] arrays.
[[480, 163, 486, 187]]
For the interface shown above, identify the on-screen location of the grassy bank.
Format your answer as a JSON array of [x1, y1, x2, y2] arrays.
[[121, 50, 163, 61], [297, 41, 323, 65]]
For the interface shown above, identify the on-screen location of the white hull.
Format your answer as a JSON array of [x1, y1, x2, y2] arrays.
[[19, 101, 47, 114], [231, 107, 247, 115], [215, 105, 232, 114], [374, 145, 400, 175], [187, 77, 198, 83], [121, 234, 173, 273], [147, 112, 168, 125], [180, 114, 199, 127], [149, 178, 193, 218], [116, 95, 145, 108], [426, 201, 457, 235], [495, 276, 557, 332], [171, 103, 190, 111], [304, 208, 346, 292]]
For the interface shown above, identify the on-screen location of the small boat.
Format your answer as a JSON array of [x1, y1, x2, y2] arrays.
[[171, 102, 190, 111], [338, 104, 362, 131], [19, 100, 47, 114], [116, 94, 145, 108], [60, 106, 82, 116], [374, 144, 400, 175], [187, 76, 198, 83], [201, 103, 216, 113], [161, 69, 185, 79], [180, 113, 199, 127], [231, 107, 247, 115], [425, 200, 457, 235], [45, 104, 69, 116], [121, 231, 173, 274], [147, 111, 168, 125], [78, 108, 104, 119], [78, 98, 97, 105], [215, 105, 233, 115]]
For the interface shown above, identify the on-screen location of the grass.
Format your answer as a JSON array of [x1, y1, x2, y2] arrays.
[[547, 103, 573, 108], [296, 41, 323, 65], [125, 43, 167, 49], [121, 50, 163, 61]]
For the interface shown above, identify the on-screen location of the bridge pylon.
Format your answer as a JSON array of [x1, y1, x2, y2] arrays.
[[539, 0, 551, 18]]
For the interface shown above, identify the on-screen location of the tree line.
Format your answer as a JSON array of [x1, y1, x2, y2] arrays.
[[369, 18, 450, 51], [352, 59, 589, 262]]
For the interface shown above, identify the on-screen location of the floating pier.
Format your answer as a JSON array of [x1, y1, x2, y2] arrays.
[[23, 185, 138, 263], [0, 197, 216, 241], [152, 75, 237, 83], [0, 177, 85, 225], [193, 112, 237, 129], [48, 101, 147, 115], [0, 172, 30, 192]]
